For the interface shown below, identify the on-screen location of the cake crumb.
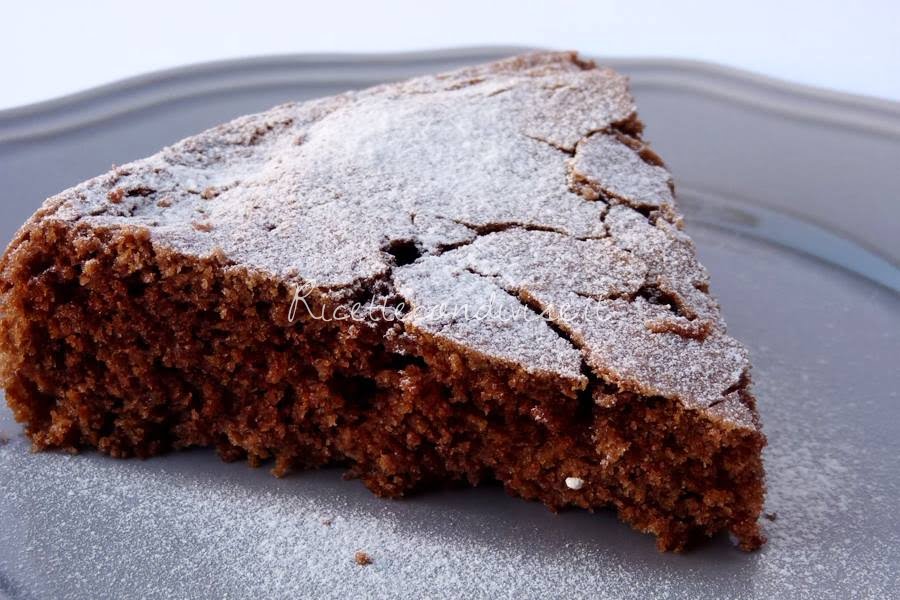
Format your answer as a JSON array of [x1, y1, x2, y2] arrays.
[[157, 196, 173, 208], [764, 511, 778, 521], [530, 406, 548, 423], [192, 221, 214, 232], [565, 477, 585, 490], [322, 518, 333, 526], [107, 188, 125, 204], [201, 187, 220, 200], [354, 551, 373, 566]]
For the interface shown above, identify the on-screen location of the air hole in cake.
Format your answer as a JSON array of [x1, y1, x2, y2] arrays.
[[575, 387, 595, 424], [383, 239, 422, 266], [632, 205, 654, 220], [125, 275, 146, 298], [54, 279, 81, 305], [332, 373, 378, 412], [255, 301, 271, 318], [25, 253, 55, 278], [386, 353, 427, 370], [126, 186, 156, 197], [635, 285, 684, 317]]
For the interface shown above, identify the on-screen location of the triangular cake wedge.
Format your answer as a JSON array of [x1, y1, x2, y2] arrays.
[[0, 52, 765, 551]]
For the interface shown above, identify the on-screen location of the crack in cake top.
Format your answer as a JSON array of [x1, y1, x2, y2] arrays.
[[32, 51, 755, 426]]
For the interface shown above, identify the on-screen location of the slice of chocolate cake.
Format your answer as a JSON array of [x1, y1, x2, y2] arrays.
[[0, 52, 765, 551]]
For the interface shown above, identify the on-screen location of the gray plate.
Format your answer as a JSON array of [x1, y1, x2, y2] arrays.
[[0, 48, 898, 600]]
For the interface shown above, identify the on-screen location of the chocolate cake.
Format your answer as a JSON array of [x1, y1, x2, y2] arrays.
[[0, 52, 765, 551]]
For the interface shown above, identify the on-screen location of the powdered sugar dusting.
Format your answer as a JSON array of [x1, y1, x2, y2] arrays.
[[605, 204, 720, 326], [569, 132, 674, 212], [392, 260, 586, 385], [40, 53, 626, 286], [441, 229, 647, 300], [526, 292, 749, 410], [394, 226, 749, 417], [11, 51, 755, 420]]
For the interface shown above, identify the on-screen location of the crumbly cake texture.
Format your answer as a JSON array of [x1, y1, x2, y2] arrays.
[[0, 52, 765, 551]]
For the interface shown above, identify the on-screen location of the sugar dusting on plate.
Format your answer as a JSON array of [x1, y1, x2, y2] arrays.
[[1, 226, 898, 599], [0, 368, 896, 600]]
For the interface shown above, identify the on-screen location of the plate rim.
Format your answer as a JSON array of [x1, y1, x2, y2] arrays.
[[2, 47, 900, 145]]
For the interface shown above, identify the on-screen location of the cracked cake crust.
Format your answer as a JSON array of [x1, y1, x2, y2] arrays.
[[0, 51, 766, 551]]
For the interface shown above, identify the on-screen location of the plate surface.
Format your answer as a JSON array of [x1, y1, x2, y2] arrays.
[[1, 49, 898, 599]]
